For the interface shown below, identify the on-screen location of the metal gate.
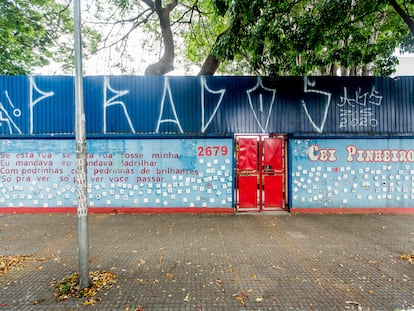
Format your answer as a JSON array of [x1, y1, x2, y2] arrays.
[[235, 134, 286, 212]]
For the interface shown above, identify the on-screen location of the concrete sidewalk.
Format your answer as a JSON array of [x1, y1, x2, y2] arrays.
[[0, 213, 413, 310]]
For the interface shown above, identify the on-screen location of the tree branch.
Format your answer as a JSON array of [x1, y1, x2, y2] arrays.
[[388, 0, 414, 35], [144, 0, 178, 75], [198, 28, 229, 75]]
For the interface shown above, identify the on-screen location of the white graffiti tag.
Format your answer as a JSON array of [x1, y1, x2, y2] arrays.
[[0, 91, 22, 134], [301, 77, 332, 133], [156, 77, 183, 133], [247, 77, 276, 133], [103, 77, 135, 133], [201, 77, 225, 133], [30, 77, 54, 134], [338, 86, 382, 128]]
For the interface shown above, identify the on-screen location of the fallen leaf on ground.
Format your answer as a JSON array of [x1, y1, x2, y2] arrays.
[[233, 291, 247, 305], [32, 298, 45, 305], [255, 295, 264, 302], [52, 270, 117, 304], [399, 254, 414, 264], [234, 295, 245, 305], [83, 297, 99, 306], [345, 301, 362, 311], [0, 255, 32, 275]]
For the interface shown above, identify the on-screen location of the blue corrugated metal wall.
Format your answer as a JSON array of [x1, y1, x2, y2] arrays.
[[0, 75, 413, 136]]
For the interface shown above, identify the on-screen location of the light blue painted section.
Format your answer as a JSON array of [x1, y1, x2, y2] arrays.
[[0, 138, 233, 208], [290, 138, 414, 208]]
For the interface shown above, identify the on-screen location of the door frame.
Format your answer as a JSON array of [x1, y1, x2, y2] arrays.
[[235, 134, 287, 212]]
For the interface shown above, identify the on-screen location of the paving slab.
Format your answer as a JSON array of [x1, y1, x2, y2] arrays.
[[0, 213, 413, 310]]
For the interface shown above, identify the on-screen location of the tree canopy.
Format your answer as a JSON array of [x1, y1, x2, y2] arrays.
[[2, 0, 414, 76], [199, 0, 414, 76], [90, 0, 414, 76], [0, 0, 99, 75]]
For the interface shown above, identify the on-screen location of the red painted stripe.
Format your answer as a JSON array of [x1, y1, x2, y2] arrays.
[[290, 208, 414, 214], [3, 207, 414, 215], [0, 207, 235, 214]]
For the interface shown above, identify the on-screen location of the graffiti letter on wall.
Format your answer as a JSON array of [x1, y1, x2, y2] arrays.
[[156, 77, 183, 133], [338, 86, 382, 128], [368, 86, 382, 106], [0, 91, 22, 134], [201, 77, 225, 133], [103, 77, 136, 133], [338, 86, 383, 108], [29, 77, 54, 134], [301, 77, 332, 133], [247, 77, 276, 133]]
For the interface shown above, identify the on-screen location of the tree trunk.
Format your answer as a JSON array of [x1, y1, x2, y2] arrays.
[[144, 0, 177, 75], [198, 54, 221, 76], [349, 67, 358, 76], [388, 0, 414, 36], [361, 64, 371, 76], [197, 28, 230, 76]]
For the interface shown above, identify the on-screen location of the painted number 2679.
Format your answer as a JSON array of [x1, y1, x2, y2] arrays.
[[197, 146, 228, 157]]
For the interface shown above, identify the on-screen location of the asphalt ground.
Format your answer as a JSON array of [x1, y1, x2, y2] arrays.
[[0, 212, 413, 311]]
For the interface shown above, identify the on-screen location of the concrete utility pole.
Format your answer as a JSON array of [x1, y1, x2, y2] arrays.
[[73, 0, 91, 289]]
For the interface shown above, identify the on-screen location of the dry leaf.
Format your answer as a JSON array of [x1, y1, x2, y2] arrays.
[[234, 295, 245, 305], [32, 299, 45, 305], [183, 293, 190, 302], [83, 298, 95, 306], [233, 291, 247, 305], [0, 255, 32, 275], [399, 254, 414, 264], [53, 270, 117, 303]]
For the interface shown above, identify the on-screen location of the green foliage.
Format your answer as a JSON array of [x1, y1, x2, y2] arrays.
[[0, 0, 100, 75], [0, 0, 50, 74], [207, 0, 413, 76], [179, 0, 229, 69], [211, 0, 228, 16], [87, 0, 414, 76]]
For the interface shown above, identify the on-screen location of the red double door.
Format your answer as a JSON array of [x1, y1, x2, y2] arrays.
[[236, 135, 286, 212]]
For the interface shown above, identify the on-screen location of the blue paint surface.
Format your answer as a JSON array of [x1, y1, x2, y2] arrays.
[[290, 138, 414, 208], [1, 76, 413, 136], [0, 138, 233, 208]]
